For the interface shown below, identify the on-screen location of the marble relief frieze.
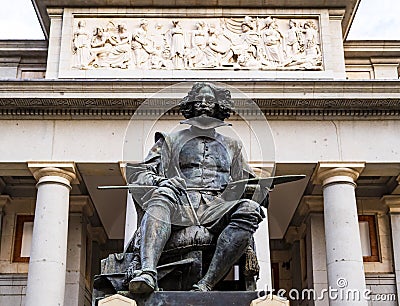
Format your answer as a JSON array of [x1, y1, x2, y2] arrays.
[[71, 16, 322, 71]]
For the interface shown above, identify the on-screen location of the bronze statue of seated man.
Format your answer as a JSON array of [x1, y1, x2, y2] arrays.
[[125, 82, 267, 293]]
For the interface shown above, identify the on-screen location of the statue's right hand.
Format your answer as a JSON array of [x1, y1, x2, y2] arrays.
[[126, 265, 135, 281], [158, 176, 187, 195]]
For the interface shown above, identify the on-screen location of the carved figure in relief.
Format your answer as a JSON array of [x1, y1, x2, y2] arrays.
[[169, 20, 186, 69], [204, 26, 234, 67], [187, 21, 209, 68], [235, 17, 260, 68], [72, 21, 92, 69], [132, 20, 156, 69], [303, 21, 321, 59], [149, 24, 171, 69], [285, 21, 322, 70], [285, 19, 301, 59], [151, 23, 168, 55], [90, 26, 112, 68], [260, 17, 285, 68], [107, 23, 132, 69]]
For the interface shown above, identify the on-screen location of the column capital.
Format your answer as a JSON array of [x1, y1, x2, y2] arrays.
[[87, 225, 107, 244], [298, 195, 323, 216], [0, 195, 11, 211], [381, 195, 400, 213], [70, 196, 94, 217], [0, 178, 6, 194], [47, 8, 64, 17], [285, 224, 307, 244], [291, 196, 323, 225], [388, 175, 400, 195], [312, 162, 365, 187], [28, 162, 79, 185], [328, 9, 345, 20]]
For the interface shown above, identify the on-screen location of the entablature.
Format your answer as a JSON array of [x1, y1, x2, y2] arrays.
[[0, 79, 399, 119]]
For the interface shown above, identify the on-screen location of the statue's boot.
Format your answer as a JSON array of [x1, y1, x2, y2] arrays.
[[193, 224, 252, 291], [129, 205, 171, 294]]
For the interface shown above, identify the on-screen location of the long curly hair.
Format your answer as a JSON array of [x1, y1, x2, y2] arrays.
[[179, 82, 234, 120]]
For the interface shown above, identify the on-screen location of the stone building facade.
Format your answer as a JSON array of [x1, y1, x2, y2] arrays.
[[0, 0, 399, 305]]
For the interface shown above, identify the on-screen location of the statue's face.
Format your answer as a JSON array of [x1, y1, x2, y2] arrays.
[[192, 86, 217, 117]]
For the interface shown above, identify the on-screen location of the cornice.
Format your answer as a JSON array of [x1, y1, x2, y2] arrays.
[[32, 0, 359, 41], [1, 79, 400, 96], [0, 98, 400, 119], [344, 40, 400, 59], [0, 40, 48, 58], [1, 97, 400, 108], [1, 80, 399, 119]]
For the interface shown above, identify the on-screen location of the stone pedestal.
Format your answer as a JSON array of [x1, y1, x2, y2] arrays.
[[315, 163, 367, 306], [97, 292, 290, 306], [25, 164, 77, 306], [99, 294, 137, 306]]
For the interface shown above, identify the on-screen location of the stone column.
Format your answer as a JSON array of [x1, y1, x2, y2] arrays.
[[286, 224, 308, 306], [89, 226, 107, 278], [326, 9, 346, 79], [65, 196, 94, 306], [314, 163, 367, 305], [382, 195, 400, 298], [45, 8, 64, 79], [295, 196, 328, 306], [25, 163, 77, 306], [0, 195, 11, 252]]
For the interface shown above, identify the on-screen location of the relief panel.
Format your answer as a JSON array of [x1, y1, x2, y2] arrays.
[[69, 16, 322, 72]]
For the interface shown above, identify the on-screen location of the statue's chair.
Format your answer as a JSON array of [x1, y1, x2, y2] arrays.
[[92, 183, 266, 304]]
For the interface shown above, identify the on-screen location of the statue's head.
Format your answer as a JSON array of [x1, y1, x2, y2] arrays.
[[179, 82, 234, 121]]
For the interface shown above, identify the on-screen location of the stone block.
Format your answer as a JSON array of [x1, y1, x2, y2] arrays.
[[112, 291, 262, 306], [99, 294, 137, 306]]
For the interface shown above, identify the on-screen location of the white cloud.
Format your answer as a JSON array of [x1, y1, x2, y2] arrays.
[[0, 0, 44, 39], [347, 0, 400, 40]]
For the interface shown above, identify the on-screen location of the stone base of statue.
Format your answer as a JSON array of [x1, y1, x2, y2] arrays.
[[92, 223, 261, 303], [96, 292, 289, 306]]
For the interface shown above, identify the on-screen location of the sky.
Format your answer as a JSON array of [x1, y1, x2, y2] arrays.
[[0, 0, 399, 40]]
